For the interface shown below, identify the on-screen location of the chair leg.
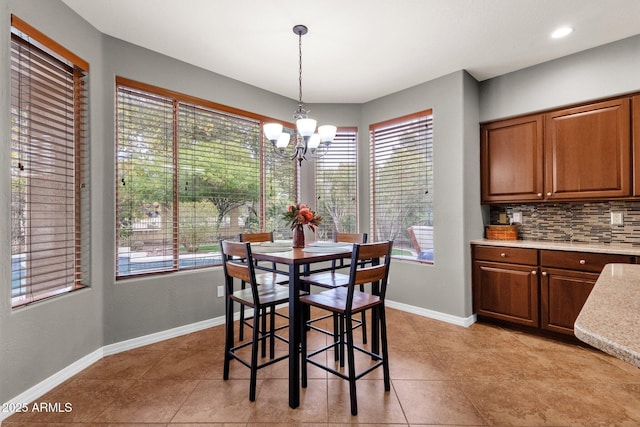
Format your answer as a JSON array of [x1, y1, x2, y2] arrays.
[[339, 314, 346, 368], [269, 306, 276, 359], [333, 313, 340, 362], [379, 306, 390, 391], [260, 307, 267, 358], [345, 313, 358, 416], [301, 308, 308, 388], [359, 284, 367, 344], [239, 281, 246, 341], [223, 298, 234, 380], [249, 305, 260, 401]]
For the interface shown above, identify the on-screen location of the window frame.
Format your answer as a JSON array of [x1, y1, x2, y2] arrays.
[[369, 109, 434, 263], [115, 77, 299, 279], [10, 15, 90, 307]]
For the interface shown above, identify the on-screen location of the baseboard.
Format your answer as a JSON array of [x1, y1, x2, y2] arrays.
[[385, 300, 477, 327], [0, 302, 471, 422], [0, 348, 103, 423], [103, 315, 227, 356]]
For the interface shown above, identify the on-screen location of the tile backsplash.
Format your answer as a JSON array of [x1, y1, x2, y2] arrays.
[[489, 201, 640, 245]]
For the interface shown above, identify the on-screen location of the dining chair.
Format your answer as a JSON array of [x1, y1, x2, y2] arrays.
[[238, 232, 289, 343], [301, 232, 369, 351], [221, 240, 290, 401], [300, 240, 393, 416]]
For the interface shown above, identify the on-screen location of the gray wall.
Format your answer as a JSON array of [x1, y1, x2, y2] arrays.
[[480, 34, 640, 121], [360, 71, 482, 318], [1, 0, 105, 404]]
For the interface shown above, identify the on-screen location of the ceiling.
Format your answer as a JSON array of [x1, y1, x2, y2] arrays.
[[61, 0, 640, 104]]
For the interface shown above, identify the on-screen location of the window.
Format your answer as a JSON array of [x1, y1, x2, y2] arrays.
[[370, 110, 433, 262], [315, 128, 358, 240], [116, 78, 297, 278], [10, 15, 90, 307]]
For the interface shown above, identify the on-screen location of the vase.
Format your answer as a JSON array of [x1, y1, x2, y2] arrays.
[[292, 225, 305, 248]]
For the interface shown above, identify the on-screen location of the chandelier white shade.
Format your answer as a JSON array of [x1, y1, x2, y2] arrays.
[[264, 25, 336, 166]]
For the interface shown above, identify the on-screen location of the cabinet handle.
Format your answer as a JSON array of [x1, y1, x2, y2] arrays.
[[500, 253, 506, 257], [537, 193, 543, 197], [580, 259, 586, 265], [541, 271, 547, 276], [532, 270, 537, 275], [546, 192, 552, 196]]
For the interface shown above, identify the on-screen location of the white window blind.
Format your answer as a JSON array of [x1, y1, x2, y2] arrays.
[[315, 128, 358, 240], [10, 15, 90, 307], [263, 127, 299, 239], [370, 110, 433, 262]]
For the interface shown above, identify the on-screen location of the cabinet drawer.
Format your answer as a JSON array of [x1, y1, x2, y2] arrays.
[[474, 246, 537, 265], [540, 250, 634, 273]]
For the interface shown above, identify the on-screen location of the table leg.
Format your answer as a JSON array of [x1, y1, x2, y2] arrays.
[[288, 263, 301, 408]]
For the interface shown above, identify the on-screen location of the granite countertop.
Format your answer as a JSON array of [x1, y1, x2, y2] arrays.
[[470, 238, 640, 256], [574, 263, 640, 368]]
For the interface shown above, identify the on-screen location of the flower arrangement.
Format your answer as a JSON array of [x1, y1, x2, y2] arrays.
[[283, 203, 322, 231]]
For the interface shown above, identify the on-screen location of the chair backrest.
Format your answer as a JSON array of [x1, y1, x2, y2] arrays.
[[220, 240, 260, 302], [239, 232, 274, 243], [346, 241, 393, 307], [335, 232, 368, 244], [239, 231, 277, 269], [333, 233, 368, 269]]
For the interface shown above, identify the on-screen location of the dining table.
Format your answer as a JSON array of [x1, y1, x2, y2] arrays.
[[250, 242, 353, 409]]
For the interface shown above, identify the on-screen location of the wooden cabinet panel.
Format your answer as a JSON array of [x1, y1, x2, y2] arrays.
[[544, 98, 631, 200], [540, 268, 598, 335], [480, 115, 543, 203], [473, 261, 539, 327], [540, 250, 634, 273], [474, 245, 538, 265], [633, 95, 640, 195]]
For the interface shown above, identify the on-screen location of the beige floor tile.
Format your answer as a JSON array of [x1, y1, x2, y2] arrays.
[[6, 307, 640, 426], [392, 379, 486, 425]]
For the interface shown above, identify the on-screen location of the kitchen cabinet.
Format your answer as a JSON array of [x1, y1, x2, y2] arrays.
[[472, 243, 636, 336], [539, 250, 634, 335], [544, 98, 631, 200], [633, 95, 640, 195], [480, 114, 543, 203], [472, 245, 539, 327], [480, 96, 632, 204]]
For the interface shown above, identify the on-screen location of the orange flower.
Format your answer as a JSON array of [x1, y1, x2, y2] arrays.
[[282, 202, 323, 231]]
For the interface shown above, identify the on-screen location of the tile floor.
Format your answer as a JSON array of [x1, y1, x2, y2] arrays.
[[4, 307, 640, 426]]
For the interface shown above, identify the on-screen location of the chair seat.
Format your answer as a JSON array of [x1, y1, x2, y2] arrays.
[[300, 271, 349, 288], [300, 287, 380, 314], [255, 272, 289, 286], [231, 284, 290, 307]]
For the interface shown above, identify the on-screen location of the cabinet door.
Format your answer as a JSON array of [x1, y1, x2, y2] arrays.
[[473, 261, 539, 327], [544, 98, 631, 200], [480, 114, 544, 203], [540, 268, 598, 335], [633, 95, 640, 195]]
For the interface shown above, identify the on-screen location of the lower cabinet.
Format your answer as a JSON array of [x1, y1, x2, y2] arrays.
[[473, 246, 539, 327], [472, 244, 635, 336]]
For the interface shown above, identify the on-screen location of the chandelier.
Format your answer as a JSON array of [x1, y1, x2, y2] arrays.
[[263, 25, 336, 166]]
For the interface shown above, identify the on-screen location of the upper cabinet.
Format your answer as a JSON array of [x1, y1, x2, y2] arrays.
[[545, 98, 631, 200], [633, 95, 640, 196], [481, 96, 632, 204], [481, 115, 543, 203]]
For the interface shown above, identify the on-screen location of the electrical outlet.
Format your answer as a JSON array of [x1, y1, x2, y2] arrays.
[[217, 285, 224, 298], [611, 211, 624, 226], [512, 211, 523, 223]]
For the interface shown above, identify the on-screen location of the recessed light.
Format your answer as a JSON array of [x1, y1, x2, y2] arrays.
[[551, 26, 574, 39]]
